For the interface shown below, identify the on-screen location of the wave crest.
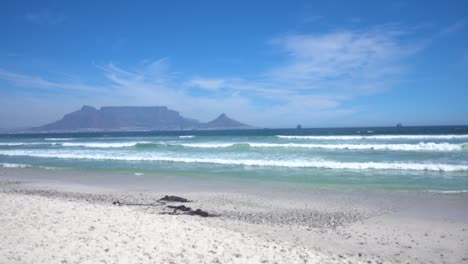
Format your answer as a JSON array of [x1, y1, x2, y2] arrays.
[[142, 142, 466, 151], [1, 150, 468, 172], [426, 190, 468, 194], [62, 142, 151, 148], [276, 135, 468, 140], [249, 142, 466, 151], [179, 135, 195, 139], [0, 162, 31, 168]]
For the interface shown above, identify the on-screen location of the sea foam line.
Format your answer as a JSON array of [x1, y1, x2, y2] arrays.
[[0, 162, 31, 168], [62, 142, 152, 148], [0, 143, 58, 146], [276, 135, 468, 140], [175, 142, 466, 151], [426, 190, 468, 194], [2, 141, 466, 152], [0, 141, 150, 148], [175, 143, 238, 148], [179, 135, 195, 139], [0, 162, 57, 170], [1, 150, 468, 172]]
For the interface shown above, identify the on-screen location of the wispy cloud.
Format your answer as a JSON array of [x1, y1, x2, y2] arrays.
[[183, 77, 226, 91], [0, 69, 102, 92], [185, 26, 418, 99], [101, 58, 176, 89], [268, 26, 417, 95], [116, 26, 419, 126], [0, 25, 423, 128], [180, 26, 421, 126], [25, 9, 65, 25]]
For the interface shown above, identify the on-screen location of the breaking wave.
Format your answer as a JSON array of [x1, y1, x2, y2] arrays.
[[175, 143, 243, 148], [179, 135, 195, 139], [0, 143, 58, 146], [0, 162, 31, 168], [62, 142, 152, 148], [426, 190, 468, 194], [134, 142, 466, 152], [276, 135, 468, 140], [2, 141, 466, 152], [175, 142, 466, 152], [1, 150, 468, 172]]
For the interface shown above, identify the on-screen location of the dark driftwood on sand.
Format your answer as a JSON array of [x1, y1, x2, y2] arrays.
[[113, 195, 216, 217], [188, 209, 211, 217], [112, 195, 190, 207], [167, 205, 192, 211], [158, 195, 191, 203]]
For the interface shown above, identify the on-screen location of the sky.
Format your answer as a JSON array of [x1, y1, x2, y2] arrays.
[[0, 0, 467, 129]]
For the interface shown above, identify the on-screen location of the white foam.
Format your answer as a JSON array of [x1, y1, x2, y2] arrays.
[[62, 142, 151, 148], [179, 135, 195, 139], [1, 150, 468, 172], [44, 138, 73, 141], [0, 143, 26, 146], [426, 190, 468, 194], [165, 142, 466, 151], [249, 142, 465, 151], [0, 163, 31, 168], [276, 135, 468, 140], [0, 143, 51, 146], [38, 166, 58, 170], [177, 143, 238, 148]]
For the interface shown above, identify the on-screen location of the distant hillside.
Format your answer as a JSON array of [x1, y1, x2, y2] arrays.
[[24, 106, 251, 132], [200, 113, 251, 130]]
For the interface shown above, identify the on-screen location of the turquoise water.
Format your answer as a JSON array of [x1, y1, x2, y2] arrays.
[[1, 126, 468, 193]]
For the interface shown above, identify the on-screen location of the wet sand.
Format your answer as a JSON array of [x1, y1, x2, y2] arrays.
[[1, 167, 468, 263]]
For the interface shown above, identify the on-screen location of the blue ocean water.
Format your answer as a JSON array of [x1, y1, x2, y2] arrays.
[[1, 126, 468, 193]]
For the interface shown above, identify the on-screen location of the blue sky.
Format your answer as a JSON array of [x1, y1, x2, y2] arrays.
[[0, 0, 467, 128]]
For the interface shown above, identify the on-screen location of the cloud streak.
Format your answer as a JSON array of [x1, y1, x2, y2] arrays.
[[0, 25, 422, 128], [182, 26, 419, 118], [0, 69, 102, 92], [268, 26, 417, 95]]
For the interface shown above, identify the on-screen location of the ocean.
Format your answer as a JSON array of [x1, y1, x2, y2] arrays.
[[1, 126, 468, 193]]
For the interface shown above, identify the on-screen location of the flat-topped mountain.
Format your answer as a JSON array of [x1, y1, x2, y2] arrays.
[[26, 106, 251, 132]]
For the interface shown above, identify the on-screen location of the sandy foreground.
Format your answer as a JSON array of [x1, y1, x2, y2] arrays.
[[0, 192, 334, 264], [1, 168, 468, 264]]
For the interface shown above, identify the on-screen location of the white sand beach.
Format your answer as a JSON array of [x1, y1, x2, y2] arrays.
[[1, 168, 468, 264], [0, 192, 335, 264]]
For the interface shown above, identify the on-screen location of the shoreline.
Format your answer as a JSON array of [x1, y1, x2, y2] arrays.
[[1, 167, 468, 263]]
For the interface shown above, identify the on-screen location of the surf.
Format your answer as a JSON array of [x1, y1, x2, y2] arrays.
[[2, 150, 468, 172], [276, 134, 468, 140]]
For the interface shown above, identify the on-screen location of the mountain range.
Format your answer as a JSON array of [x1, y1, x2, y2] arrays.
[[25, 106, 252, 132]]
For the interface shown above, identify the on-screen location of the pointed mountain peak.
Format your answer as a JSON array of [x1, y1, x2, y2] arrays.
[[203, 113, 251, 129], [215, 113, 228, 120]]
